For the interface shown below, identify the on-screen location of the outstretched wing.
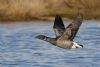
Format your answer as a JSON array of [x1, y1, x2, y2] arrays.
[[58, 14, 83, 41], [53, 15, 65, 37]]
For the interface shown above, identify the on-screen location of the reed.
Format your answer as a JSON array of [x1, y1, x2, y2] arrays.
[[0, 0, 100, 21]]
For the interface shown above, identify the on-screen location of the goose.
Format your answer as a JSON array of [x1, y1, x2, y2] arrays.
[[35, 14, 83, 49]]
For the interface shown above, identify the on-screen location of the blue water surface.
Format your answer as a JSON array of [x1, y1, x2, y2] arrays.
[[0, 20, 100, 67]]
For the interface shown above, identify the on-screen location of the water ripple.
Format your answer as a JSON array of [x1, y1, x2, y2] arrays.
[[0, 21, 100, 67]]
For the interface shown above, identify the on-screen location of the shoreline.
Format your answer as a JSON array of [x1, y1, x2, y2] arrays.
[[0, 16, 100, 23]]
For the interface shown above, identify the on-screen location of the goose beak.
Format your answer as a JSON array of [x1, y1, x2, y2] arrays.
[[35, 35, 40, 39]]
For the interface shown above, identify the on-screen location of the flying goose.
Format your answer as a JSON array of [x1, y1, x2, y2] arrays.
[[35, 14, 83, 49]]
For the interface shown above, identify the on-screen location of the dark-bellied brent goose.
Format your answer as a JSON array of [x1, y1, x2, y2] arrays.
[[35, 14, 83, 49]]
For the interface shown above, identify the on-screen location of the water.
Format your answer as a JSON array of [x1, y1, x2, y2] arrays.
[[0, 20, 100, 67]]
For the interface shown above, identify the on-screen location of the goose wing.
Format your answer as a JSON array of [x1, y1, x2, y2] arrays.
[[53, 15, 65, 38], [58, 14, 83, 41]]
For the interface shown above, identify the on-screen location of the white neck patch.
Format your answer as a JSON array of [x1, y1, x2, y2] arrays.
[[43, 37, 46, 41]]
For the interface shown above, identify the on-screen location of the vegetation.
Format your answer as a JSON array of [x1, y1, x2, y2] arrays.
[[0, 0, 100, 21]]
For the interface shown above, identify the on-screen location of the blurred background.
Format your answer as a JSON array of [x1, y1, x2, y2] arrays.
[[0, 0, 100, 67], [0, 0, 100, 21]]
